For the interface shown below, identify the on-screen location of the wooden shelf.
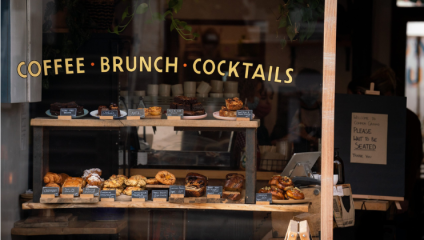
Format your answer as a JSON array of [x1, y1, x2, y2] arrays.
[[12, 219, 127, 236], [354, 200, 390, 211], [130, 169, 279, 180], [31, 118, 259, 128], [22, 201, 309, 213]]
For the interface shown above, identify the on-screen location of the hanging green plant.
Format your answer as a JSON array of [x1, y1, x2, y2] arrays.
[[111, 0, 199, 40], [276, 0, 324, 49]]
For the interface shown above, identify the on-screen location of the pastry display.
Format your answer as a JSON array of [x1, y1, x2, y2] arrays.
[[59, 173, 70, 185], [104, 176, 125, 188], [82, 168, 102, 179], [43, 172, 61, 184], [123, 186, 144, 196], [46, 183, 62, 193], [50, 101, 84, 116], [222, 191, 242, 201], [258, 176, 304, 200], [63, 177, 84, 193], [97, 103, 121, 116], [218, 97, 249, 117], [125, 175, 147, 188], [145, 178, 159, 185], [148, 107, 162, 116], [86, 173, 103, 187], [155, 171, 176, 185], [170, 96, 205, 116], [185, 173, 208, 197], [224, 173, 244, 191]]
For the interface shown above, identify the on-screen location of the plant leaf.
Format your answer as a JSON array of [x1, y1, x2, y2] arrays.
[[280, 38, 287, 49], [279, 17, 288, 28], [286, 25, 296, 41], [299, 30, 307, 42], [193, 33, 199, 38], [306, 21, 316, 39], [122, 6, 129, 21], [136, 3, 148, 14], [170, 23, 176, 31], [168, 0, 183, 13], [184, 25, 192, 32]]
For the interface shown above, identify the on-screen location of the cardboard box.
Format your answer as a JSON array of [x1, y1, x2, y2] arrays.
[[333, 184, 355, 227]]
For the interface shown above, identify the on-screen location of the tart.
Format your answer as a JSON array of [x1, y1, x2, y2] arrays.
[[148, 107, 162, 116], [155, 171, 176, 185]]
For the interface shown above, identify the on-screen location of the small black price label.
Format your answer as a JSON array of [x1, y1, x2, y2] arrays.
[[167, 109, 184, 117], [42, 187, 59, 197], [169, 185, 185, 197], [60, 108, 77, 117], [206, 186, 223, 197], [128, 109, 145, 118], [132, 190, 148, 200], [152, 190, 168, 200], [82, 187, 100, 197], [62, 187, 80, 197], [256, 193, 272, 203], [100, 190, 116, 200], [101, 110, 119, 117], [236, 110, 253, 120]]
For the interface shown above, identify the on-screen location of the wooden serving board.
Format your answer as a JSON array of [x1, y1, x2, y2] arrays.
[[272, 198, 311, 204], [40, 197, 99, 204], [207, 190, 245, 204], [116, 195, 132, 201], [15, 216, 77, 228], [24, 214, 73, 223], [169, 190, 246, 204], [145, 184, 170, 189], [144, 115, 162, 119], [169, 197, 207, 204]]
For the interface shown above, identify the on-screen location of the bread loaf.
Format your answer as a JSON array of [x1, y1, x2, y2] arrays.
[[224, 173, 244, 191], [185, 172, 207, 197], [222, 191, 241, 201]]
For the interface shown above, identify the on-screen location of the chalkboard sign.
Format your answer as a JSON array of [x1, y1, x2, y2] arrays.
[[167, 109, 184, 117], [100, 190, 116, 200], [132, 190, 148, 200], [236, 110, 253, 120], [128, 109, 145, 118], [152, 190, 168, 200], [256, 193, 272, 203], [206, 186, 223, 197], [42, 187, 59, 197], [169, 185, 185, 196], [60, 108, 77, 117], [335, 94, 406, 198], [82, 188, 100, 197], [62, 187, 80, 197], [101, 110, 119, 117]]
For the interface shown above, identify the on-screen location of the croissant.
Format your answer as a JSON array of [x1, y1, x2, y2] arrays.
[[123, 187, 144, 196], [46, 183, 62, 193], [43, 172, 61, 184], [59, 173, 69, 185], [125, 175, 147, 187], [104, 178, 124, 188]]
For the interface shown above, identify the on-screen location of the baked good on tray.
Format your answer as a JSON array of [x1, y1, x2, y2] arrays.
[[145, 178, 159, 185], [62, 177, 84, 193], [224, 173, 244, 191], [155, 171, 176, 185], [222, 191, 241, 201], [50, 102, 84, 116], [185, 173, 208, 197], [285, 187, 305, 200], [123, 187, 144, 196], [258, 176, 304, 200], [97, 103, 120, 116], [148, 107, 162, 116], [225, 97, 243, 111], [43, 172, 61, 184], [170, 96, 205, 116], [59, 173, 69, 185], [125, 175, 147, 188]]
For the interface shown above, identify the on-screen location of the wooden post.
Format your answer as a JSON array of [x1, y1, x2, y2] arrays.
[[33, 127, 49, 203], [322, 0, 337, 239], [245, 128, 257, 204]]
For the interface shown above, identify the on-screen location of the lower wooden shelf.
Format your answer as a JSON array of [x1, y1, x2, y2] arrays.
[[22, 201, 309, 213], [11, 219, 127, 236]]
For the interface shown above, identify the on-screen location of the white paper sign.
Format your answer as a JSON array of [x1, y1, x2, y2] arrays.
[[351, 113, 388, 165]]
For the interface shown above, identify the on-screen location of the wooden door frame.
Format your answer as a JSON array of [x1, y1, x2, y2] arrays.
[[322, 0, 337, 239]]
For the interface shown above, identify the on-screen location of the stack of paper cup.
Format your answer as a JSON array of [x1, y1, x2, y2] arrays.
[[184, 81, 196, 97], [147, 84, 158, 96], [211, 80, 223, 93], [197, 81, 212, 94], [223, 81, 238, 98], [159, 84, 171, 97], [134, 90, 146, 97], [172, 84, 183, 96]]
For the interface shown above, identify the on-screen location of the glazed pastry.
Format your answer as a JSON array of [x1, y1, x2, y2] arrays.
[[222, 191, 241, 201], [104, 178, 124, 188], [123, 187, 143, 196], [125, 175, 147, 188], [145, 178, 159, 185], [286, 187, 305, 200], [276, 176, 294, 191], [225, 97, 243, 111], [269, 187, 285, 200], [185, 173, 207, 197], [224, 173, 244, 191], [148, 107, 162, 116], [59, 173, 69, 185], [102, 187, 122, 196], [155, 171, 176, 185], [82, 168, 102, 179], [43, 172, 61, 184], [258, 186, 271, 193], [268, 175, 282, 185], [62, 177, 84, 193]]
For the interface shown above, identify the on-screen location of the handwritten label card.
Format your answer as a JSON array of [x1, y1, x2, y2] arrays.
[[60, 108, 77, 117], [132, 190, 148, 200], [101, 110, 119, 118], [351, 113, 388, 165], [83, 188, 100, 197], [236, 110, 253, 120], [167, 109, 184, 117], [62, 187, 80, 197], [42, 187, 59, 197], [128, 109, 145, 118]]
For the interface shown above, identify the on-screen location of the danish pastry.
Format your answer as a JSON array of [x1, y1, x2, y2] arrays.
[[145, 178, 159, 185], [225, 97, 243, 111], [155, 171, 176, 185], [123, 187, 143, 196], [104, 178, 124, 188], [125, 175, 147, 187], [286, 187, 304, 200], [148, 107, 162, 116], [269, 187, 285, 200]]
